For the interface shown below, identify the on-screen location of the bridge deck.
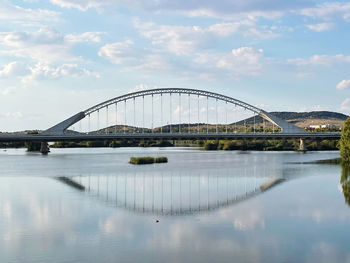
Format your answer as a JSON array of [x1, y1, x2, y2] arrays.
[[0, 132, 341, 142]]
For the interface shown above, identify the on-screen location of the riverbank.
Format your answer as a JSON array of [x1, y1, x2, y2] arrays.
[[1, 138, 339, 152]]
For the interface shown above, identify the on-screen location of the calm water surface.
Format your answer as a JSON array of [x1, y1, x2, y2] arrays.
[[0, 147, 348, 263]]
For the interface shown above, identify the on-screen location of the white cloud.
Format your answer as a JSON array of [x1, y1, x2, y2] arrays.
[[0, 0, 61, 25], [0, 62, 29, 78], [183, 8, 284, 20], [311, 105, 325, 111], [135, 22, 214, 56], [1, 87, 17, 96], [98, 40, 172, 72], [128, 84, 161, 93], [0, 61, 97, 82], [0, 28, 103, 63], [50, 0, 109, 11], [128, 84, 150, 93], [1, 28, 64, 47], [0, 111, 23, 119], [300, 2, 350, 22], [306, 22, 334, 32], [50, 0, 310, 20], [341, 98, 350, 111], [288, 54, 350, 67], [134, 54, 172, 72], [65, 32, 104, 43], [336, 79, 350, 90], [98, 39, 137, 64], [135, 19, 279, 55], [99, 39, 266, 78], [22, 62, 100, 83], [194, 47, 265, 77]]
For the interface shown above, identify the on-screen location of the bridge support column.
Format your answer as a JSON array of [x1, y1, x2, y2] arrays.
[[40, 142, 50, 154], [298, 138, 306, 152]]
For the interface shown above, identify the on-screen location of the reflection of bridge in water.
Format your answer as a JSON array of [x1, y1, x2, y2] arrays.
[[58, 173, 285, 216]]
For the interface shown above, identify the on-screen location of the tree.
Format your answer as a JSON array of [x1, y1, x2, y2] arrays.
[[340, 117, 350, 163]]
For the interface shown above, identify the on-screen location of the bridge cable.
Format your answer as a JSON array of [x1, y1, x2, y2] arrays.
[[197, 95, 200, 134], [216, 98, 218, 134], [142, 96, 145, 134], [133, 97, 135, 134], [206, 96, 209, 134], [263, 118, 265, 133], [97, 109, 99, 133], [170, 93, 172, 133], [124, 100, 126, 134], [160, 94, 163, 133], [188, 94, 190, 134], [106, 105, 108, 134], [226, 101, 228, 134], [115, 103, 117, 134], [179, 93, 181, 134], [254, 113, 256, 133], [151, 95, 154, 133], [88, 114, 90, 134], [234, 104, 237, 133]]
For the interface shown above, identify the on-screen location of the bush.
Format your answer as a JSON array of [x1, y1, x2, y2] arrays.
[[129, 156, 168, 165], [204, 141, 218, 150], [86, 140, 106, 147], [130, 157, 154, 164], [25, 141, 41, 152], [340, 117, 350, 163], [155, 157, 168, 163]]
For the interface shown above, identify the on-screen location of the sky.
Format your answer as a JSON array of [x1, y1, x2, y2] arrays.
[[1, 0, 350, 131]]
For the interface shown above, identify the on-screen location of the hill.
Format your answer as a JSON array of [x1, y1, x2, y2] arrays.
[[241, 111, 347, 128]]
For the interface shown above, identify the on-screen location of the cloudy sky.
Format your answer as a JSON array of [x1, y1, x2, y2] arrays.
[[1, 0, 350, 131]]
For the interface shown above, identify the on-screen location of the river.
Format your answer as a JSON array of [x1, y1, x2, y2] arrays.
[[0, 148, 348, 263]]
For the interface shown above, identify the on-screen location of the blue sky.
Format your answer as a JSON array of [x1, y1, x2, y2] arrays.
[[1, 0, 350, 131]]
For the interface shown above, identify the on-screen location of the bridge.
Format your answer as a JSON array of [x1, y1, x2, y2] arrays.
[[0, 88, 340, 152]]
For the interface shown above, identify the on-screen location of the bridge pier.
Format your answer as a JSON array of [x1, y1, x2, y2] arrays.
[[40, 142, 50, 154], [298, 138, 306, 152]]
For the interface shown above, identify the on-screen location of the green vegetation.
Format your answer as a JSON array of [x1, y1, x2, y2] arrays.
[[204, 142, 219, 150], [1, 137, 339, 152], [50, 138, 338, 151], [0, 142, 25, 148], [25, 141, 41, 152], [51, 139, 174, 148], [155, 157, 168, 163], [339, 117, 350, 163], [203, 138, 338, 151], [129, 156, 168, 165]]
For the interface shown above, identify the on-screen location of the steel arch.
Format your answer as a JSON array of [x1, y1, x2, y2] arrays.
[[83, 88, 261, 115]]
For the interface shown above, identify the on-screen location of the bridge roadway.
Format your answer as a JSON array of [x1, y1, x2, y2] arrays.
[[0, 132, 341, 142]]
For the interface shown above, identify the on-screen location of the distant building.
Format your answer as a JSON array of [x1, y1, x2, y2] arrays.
[[321, 124, 336, 129], [309, 124, 337, 129], [309, 125, 321, 129]]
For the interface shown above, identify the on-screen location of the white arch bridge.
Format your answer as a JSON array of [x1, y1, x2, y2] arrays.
[[0, 88, 340, 148]]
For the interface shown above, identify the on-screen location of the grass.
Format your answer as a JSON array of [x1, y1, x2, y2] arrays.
[[129, 156, 168, 165]]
